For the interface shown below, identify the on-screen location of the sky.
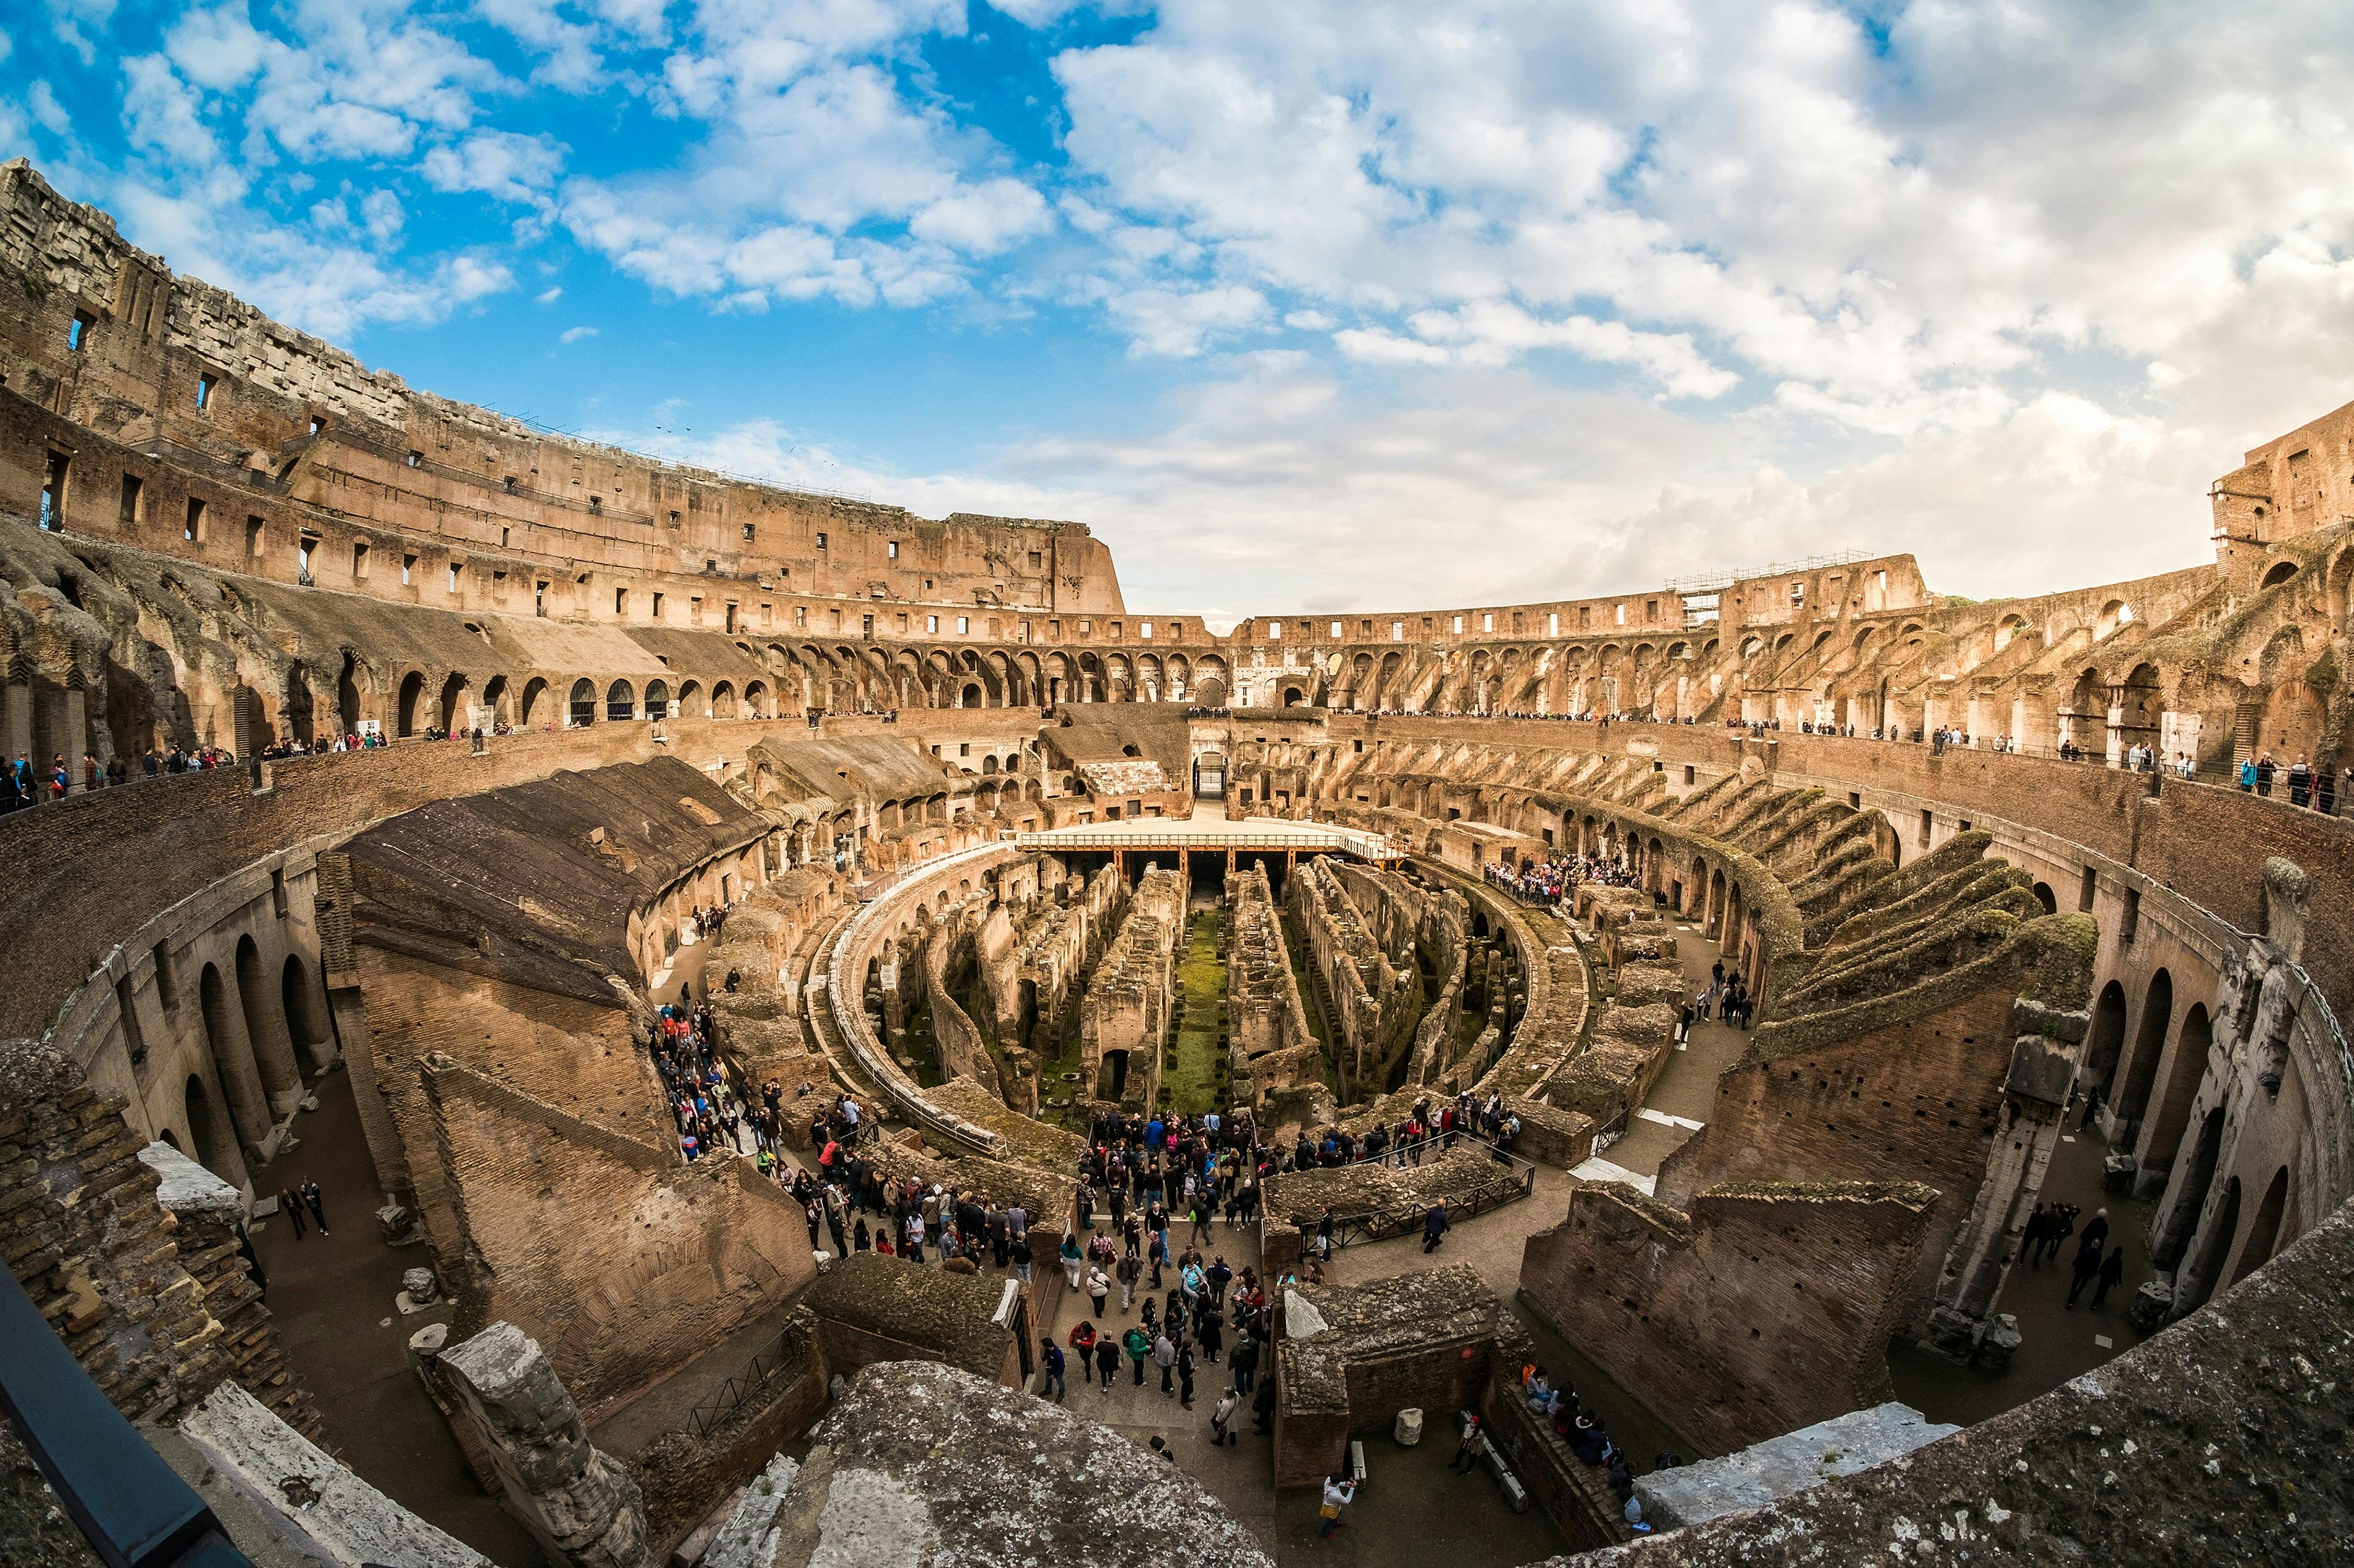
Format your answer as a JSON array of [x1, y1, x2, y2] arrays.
[[7, 1, 2354, 624]]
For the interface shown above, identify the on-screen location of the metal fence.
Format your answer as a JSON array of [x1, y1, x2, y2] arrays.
[[1306, 1132, 1539, 1250], [683, 1321, 808, 1440]]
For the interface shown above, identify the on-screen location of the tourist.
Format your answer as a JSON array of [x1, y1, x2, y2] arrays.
[[1093, 1334, 1120, 1391], [300, 1180, 329, 1236], [1087, 1263, 1111, 1319], [1153, 1329, 1178, 1395], [1178, 1339, 1197, 1408], [2093, 1245, 2128, 1310], [278, 1188, 306, 1240], [1451, 1415, 1485, 1474], [1124, 1324, 1152, 1385], [2066, 1240, 2103, 1308], [1210, 1388, 1241, 1445], [1316, 1476, 1358, 1538], [1061, 1232, 1085, 1289], [1039, 1338, 1065, 1403], [1422, 1199, 1451, 1253]]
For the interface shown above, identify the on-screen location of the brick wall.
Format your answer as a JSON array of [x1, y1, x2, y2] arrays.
[[1520, 1181, 1934, 1452]]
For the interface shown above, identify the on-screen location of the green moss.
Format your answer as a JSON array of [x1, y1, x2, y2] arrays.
[[1163, 908, 1227, 1117]]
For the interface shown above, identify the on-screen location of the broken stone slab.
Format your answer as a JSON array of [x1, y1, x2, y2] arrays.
[[2127, 1271, 2176, 1333], [1634, 1402, 1962, 1531]]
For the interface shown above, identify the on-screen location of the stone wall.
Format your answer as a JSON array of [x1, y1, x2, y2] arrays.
[[1520, 1180, 1936, 1453], [1078, 867, 1186, 1108], [1223, 864, 1323, 1108], [0, 1038, 318, 1438]]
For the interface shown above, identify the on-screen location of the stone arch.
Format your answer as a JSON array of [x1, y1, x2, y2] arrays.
[[282, 952, 332, 1073], [645, 678, 672, 717], [2030, 881, 2057, 914], [2181, 1173, 2241, 1313], [2143, 1002, 2213, 1171], [2260, 559, 2298, 591], [2229, 1165, 2293, 1287], [199, 960, 269, 1147], [744, 679, 769, 717], [518, 676, 549, 728], [2094, 599, 2135, 639], [235, 934, 300, 1113], [2113, 967, 2174, 1128], [182, 1072, 244, 1187], [2084, 979, 2129, 1095], [284, 664, 317, 747], [606, 678, 636, 722], [439, 671, 471, 733], [396, 670, 425, 737], [712, 681, 738, 719], [482, 673, 511, 726], [678, 679, 706, 718], [336, 651, 364, 736], [2156, 1105, 2225, 1269], [569, 678, 597, 727], [960, 681, 983, 708]]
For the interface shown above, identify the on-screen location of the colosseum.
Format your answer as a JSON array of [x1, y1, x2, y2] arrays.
[[2, 152, 2350, 1568]]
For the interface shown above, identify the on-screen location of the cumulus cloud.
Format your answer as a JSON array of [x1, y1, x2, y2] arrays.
[[559, 323, 597, 342]]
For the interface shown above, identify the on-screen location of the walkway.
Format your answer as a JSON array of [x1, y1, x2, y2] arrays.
[[245, 1067, 540, 1566], [1565, 909, 1741, 1194]]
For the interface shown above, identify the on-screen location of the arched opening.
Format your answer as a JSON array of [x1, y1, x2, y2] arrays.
[[2230, 1167, 2292, 1287], [645, 679, 672, 718], [482, 674, 510, 727], [2031, 882, 2057, 915], [198, 962, 268, 1147], [439, 671, 471, 733], [284, 666, 316, 747], [183, 1073, 242, 1185], [282, 953, 331, 1072], [2084, 980, 2129, 1098], [235, 935, 299, 1106], [396, 670, 424, 737], [2113, 968, 2174, 1127], [744, 680, 769, 717], [2157, 1105, 2225, 1269], [2181, 1174, 2242, 1313], [678, 679, 706, 718], [1103, 1048, 1130, 1100], [960, 681, 982, 709], [2260, 560, 2298, 591], [519, 676, 549, 728], [606, 679, 636, 722], [336, 652, 362, 737], [2143, 1003, 2213, 1170], [569, 678, 597, 727], [712, 681, 738, 719]]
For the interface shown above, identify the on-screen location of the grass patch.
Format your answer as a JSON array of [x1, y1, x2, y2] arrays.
[[1164, 908, 1228, 1118]]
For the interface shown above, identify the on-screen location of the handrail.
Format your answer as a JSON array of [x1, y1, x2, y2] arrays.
[[1007, 826, 1404, 858], [0, 1267, 249, 1568], [683, 1321, 810, 1440]]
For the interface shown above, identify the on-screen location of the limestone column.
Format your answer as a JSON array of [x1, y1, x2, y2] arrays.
[[437, 1323, 654, 1568]]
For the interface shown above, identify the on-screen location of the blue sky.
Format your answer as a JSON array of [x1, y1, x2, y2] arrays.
[[7, 1, 2354, 622]]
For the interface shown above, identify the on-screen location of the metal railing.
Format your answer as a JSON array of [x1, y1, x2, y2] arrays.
[[683, 1321, 810, 1440], [1007, 825, 1404, 859], [0, 1267, 250, 1568]]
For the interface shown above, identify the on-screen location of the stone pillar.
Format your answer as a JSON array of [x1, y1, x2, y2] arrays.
[[62, 686, 88, 789], [437, 1323, 654, 1568], [1923, 1009, 2083, 1356], [204, 971, 277, 1152], [2, 681, 32, 769]]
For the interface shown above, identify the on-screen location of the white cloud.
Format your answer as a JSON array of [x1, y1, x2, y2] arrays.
[[26, 81, 69, 135], [1098, 283, 1270, 357], [421, 129, 567, 206], [536, 284, 563, 303], [559, 324, 597, 342]]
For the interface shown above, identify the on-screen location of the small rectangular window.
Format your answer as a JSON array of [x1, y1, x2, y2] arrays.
[[1549, 612, 1559, 636], [183, 497, 206, 543], [68, 311, 95, 351], [150, 943, 176, 1008], [816, 532, 828, 550], [761, 603, 773, 627], [1268, 621, 1283, 641], [448, 564, 460, 593], [956, 616, 969, 635], [888, 540, 900, 559], [1329, 621, 1342, 638], [499, 526, 509, 548], [118, 473, 144, 527], [1482, 613, 1494, 632], [1391, 621, 1403, 641], [927, 615, 940, 634], [588, 495, 602, 512], [351, 540, 369, 578], [724, 602, 738, 633], [795, 605, 807, 629], [1451, 615, 1464, 633], [406, 450, 423, 467], [271, 869, 289, 918], [2120, 888, 2142, 944], [1684, 766, 1697, 786], [1078, 620, 1091, 634], [196, 372, 217, 411], [652, 592, 665, 619], [535, 580, 549, 616], [504, 476, 518, 493], [1141, 621, 1154, 639], [742, 522, 756, 541], [309, 416, 325, 436], [1919, 808, 1933, 846], [616, 588, 628, 615], [401, 553, 416, 585], [245, 515, 264, 557], [1028, 550, 1043, 571]]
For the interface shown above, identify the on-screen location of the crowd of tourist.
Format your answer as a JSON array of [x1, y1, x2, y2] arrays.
[[1484, 849, 1639, 908], [1515, 1365, 1681, 1533]]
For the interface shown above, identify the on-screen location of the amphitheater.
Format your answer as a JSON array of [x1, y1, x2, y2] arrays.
[[3, 153, 2352, 1567]]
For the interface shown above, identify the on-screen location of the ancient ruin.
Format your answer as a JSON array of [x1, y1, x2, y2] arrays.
[[6, 151, 2354, 1568]]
